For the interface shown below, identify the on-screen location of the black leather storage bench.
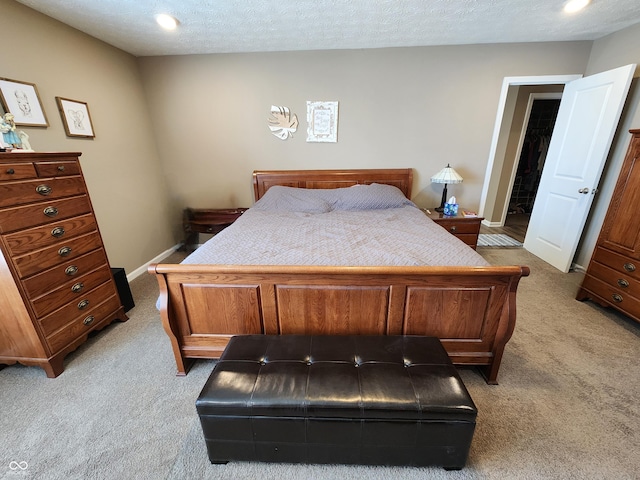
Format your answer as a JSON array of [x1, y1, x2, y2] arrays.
[[196, 335, 477, 470]]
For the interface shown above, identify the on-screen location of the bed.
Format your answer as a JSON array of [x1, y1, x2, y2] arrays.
[[149, 168, 529, 384]]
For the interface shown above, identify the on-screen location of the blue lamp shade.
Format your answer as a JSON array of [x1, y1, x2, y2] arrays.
[[431, 164, 463, 212]]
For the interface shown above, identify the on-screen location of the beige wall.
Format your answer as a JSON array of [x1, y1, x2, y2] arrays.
[[575, 23, 640, 268], [1, 0, 174, 276], [7, 0, 640, 274], [138, 43, 592, 240]]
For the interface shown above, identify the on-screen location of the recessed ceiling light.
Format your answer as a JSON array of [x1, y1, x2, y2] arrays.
[[564, 0, 590, 13], [156, 14, 179, 30]]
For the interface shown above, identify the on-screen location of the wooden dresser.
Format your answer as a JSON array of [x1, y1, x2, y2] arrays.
[[0, 152, 127, 377], [576, 129, 640, 324]]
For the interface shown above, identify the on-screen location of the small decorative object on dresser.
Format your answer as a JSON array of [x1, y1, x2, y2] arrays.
[[576, 129, 640, 324], [423, 207, 483, 250], [0, 152, 128, 377], [182, 207, 248, 251], [0, 113, 34, 151]]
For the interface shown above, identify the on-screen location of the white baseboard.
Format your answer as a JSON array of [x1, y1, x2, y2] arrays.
[[571, 263, 587, 273], [126, 244, 181, 282], [481, 219, 503, 227]]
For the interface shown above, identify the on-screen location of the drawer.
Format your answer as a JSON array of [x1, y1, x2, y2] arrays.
[[0, 163, 37, 181], [39, 281, 118, 337], [435, 221, 480, 235], [0, 176, 85, 208], [580, 274, 640, 320], [586, 261, 640, 299], [13, 231, 102, 278], [43, 294, 122, 353], [455, 234, 479, 248], [30, 265, 113, 318], [5, 213, 97, 256], [22, 249, 109, 299], [0, 195, 91, 233], [35, 161, 81, 177], [190, 222, 237, 234], [186, 208, 248, 223], [591, 247, 640, 281]]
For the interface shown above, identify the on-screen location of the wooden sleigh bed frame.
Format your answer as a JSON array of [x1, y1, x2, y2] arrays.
[[149, 168, 529, 384]]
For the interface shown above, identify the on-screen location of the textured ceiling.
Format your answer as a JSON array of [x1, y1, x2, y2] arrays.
[[14, 0, 640, 57]]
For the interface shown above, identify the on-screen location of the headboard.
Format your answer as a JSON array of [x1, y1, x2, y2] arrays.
[[252, 168, 413, 201]]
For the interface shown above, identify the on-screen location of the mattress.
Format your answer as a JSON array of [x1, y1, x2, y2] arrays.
[[181, 184, 488, 268]]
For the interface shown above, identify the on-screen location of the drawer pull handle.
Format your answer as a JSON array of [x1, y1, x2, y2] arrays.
[[58, 246, 72, 257], [83, 315, 95, 326], [617, 279, 629, 288], [78, 299, 90, 310], [612, 293, 623, 303], [57, 165, 65, 172], [44, 206, 58, 217], [51, 226, 65, 238], [450, 226, 457, 232], [624, 263, 636, 272], [36, 184, 52, 196], [6, 168, 14, 174], [65, 265, 78, 276], [71, 282, 84, 293]]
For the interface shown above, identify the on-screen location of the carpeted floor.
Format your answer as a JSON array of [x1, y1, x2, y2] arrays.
[[1, 248, 639, 480]]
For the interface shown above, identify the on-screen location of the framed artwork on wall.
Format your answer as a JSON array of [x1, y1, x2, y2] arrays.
[[306, 101, 339, 143], [56, 97, 95, 138], [0, 77, 49, 127]]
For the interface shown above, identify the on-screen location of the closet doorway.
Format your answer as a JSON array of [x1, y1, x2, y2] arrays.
[[505, 94, 561, 239], [478, 75, 578, 244]]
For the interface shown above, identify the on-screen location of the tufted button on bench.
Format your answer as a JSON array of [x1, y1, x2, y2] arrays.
[[196, 335, 477, 470]]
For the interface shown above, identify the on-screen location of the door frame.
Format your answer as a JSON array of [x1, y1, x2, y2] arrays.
[[479, 75, 582, 225]]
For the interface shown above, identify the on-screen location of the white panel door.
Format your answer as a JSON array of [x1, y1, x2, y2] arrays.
[[523, 64, 636, 272]]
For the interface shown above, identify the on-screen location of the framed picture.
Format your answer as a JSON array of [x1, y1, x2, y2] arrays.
[[56, 97, 95, 138], [0, 77, 49, 127], [306, 101, 339, 143]]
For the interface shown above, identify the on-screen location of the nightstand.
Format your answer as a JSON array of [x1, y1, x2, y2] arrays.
[[423, 209, 484, 250], [182, 207, 248, 251]]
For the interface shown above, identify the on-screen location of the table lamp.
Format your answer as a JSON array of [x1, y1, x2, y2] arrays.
[[431, 164, 463, 212]]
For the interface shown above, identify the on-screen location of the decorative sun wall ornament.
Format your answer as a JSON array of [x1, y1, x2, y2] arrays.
[[268, 105, 298, 140]]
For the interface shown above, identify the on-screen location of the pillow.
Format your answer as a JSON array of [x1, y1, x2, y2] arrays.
[[330, 183, 416, 211], [252, 185, 332, 213]]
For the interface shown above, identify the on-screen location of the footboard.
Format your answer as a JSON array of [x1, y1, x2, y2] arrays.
[[149, 264, 529, 384]]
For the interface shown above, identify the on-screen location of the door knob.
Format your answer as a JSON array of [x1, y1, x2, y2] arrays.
[[578, 187, 589, 194]]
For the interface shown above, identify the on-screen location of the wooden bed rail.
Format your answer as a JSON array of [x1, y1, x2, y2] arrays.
[[150, 263, 530, 384]]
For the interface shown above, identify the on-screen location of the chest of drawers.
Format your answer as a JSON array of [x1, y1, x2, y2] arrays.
[[576, 130, 640, 324], [0, 152, 127, 377]]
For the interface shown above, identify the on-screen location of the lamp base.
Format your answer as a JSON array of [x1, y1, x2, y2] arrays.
[[435, 184, 448, 213]]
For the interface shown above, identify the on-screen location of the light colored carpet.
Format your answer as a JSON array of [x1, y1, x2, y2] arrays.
[[1, 248, 639, 480], [477, 234, 523, 247]]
